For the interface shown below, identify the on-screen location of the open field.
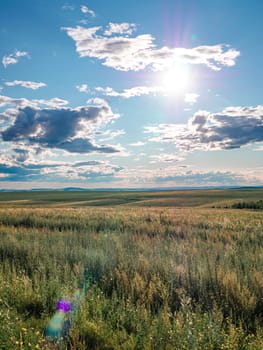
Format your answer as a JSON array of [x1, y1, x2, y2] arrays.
[[0, 187, 263, 208], [0, 189, 262, 349]]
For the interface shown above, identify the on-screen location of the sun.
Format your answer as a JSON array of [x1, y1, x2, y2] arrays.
[[161, 64, 190, 95]]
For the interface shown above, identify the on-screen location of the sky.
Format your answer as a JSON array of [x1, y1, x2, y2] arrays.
[[0, 0, 263, 189]]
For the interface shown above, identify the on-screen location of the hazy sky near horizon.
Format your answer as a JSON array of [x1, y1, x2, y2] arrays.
[[0, 0, 263, 189]]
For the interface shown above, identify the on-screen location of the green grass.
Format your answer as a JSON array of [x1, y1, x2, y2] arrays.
[[0, 189, 262, 349], [231, 199, 263, 210], [0, 187, 262, 208]]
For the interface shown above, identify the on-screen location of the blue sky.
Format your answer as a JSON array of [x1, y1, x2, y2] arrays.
[[0, 0, 263, 189]]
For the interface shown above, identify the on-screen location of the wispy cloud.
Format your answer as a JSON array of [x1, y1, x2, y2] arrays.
[[5, 80, 46, 90], [153, 170, 248, 186], [62, 4, 75, 11], [96, 85, 165, 98], [145, 105, 263, 151], [96, 85, 201, 102], [33, 98, 69, 108], [97, 129, 126, 142], [64, 24, 240, 72], [76, 84, 89, 93], [0, 94, 68, 109], [81, 5, 95, 17], [129, 141, 146, 147], [0, 154, 123, 182], [184, 93, 199, 104], [150, 154, 184, 163], [2, 51, 29, 68], [114, 165, 253, 187]]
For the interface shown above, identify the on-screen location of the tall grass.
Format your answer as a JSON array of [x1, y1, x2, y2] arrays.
[[0, 207, 262, 349]]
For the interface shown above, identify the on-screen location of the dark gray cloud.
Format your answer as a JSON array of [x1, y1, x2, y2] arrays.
[[58, 138, 119, 153], [2, 107, 38, 142], [145, 106, 263, 150], [12, 148, 30, 162], [1, 104, 120, 154]]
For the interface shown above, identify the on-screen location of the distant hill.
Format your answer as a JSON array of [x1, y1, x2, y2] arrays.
[[1, 185, 262, 193]]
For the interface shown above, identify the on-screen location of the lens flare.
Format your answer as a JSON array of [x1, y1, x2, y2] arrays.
[[162, 64, 189, 95], [57, 299, 71, 313], [45, 311, 66, 339], [45, 271, 94, 345]]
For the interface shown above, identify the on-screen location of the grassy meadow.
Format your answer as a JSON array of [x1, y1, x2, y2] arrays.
[[0, 189, 262, 349]]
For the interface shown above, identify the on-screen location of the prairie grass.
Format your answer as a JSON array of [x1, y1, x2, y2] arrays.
[[0, 205, 262, 349], [0, 188, 262, 208]]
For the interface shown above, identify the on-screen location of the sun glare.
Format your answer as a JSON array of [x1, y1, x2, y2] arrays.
[[161, 64, 190, 95]]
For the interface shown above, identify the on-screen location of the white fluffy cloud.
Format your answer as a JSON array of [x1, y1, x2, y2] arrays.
[[145, 105, 263, 151], [64, 24, 240, 72], [2, 51, 29, 68], [104, 22, 137, 36], [33, 98, 69, 108], [96, 85, 165, 98], [0, 95, 33, 108], [0, 94, 68, 109], [5, 80, 46, 90]]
